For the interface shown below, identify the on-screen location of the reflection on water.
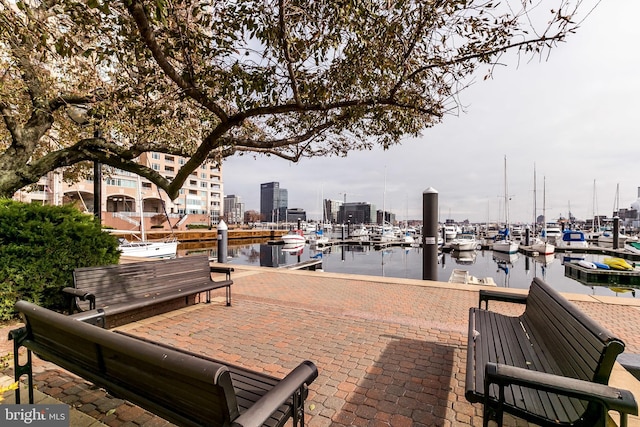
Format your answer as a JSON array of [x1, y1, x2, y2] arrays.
[[180, 240, 636, 299]]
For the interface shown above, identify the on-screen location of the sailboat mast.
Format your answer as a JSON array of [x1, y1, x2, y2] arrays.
[[542, 176, 547, 237], [504, 156, 509, 231], [533, 164, 537, 236]]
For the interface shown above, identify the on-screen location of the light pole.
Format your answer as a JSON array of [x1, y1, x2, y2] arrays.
[[67, 105, 102, 222]]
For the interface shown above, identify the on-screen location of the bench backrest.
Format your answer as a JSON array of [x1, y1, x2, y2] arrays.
[[15, 300, 240, 427], [73, 255, 212, 311], [523, 277, 624, 384]]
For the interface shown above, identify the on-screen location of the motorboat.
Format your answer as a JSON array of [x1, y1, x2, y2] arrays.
[[555, 230, 588, 250], [450, 233, 479, 251], [281, 229, 306, 245], [443, 225, 460, 240], [542, 223, 562, 243], [625, 241, 640, 255], [118, 237, 178, 258]]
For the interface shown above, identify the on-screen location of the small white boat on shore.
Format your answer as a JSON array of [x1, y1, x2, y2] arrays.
[[448, 269, 496, 286], [118, 237, 178, 258]]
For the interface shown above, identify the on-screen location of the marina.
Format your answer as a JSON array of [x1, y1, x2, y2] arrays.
[[180, 233, 640, 299]]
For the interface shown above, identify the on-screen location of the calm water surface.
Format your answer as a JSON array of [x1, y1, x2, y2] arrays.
[[181, 238, 638, 299]]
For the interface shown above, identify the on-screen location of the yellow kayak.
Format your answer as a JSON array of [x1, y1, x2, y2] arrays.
[[603, 257, 634, 271]]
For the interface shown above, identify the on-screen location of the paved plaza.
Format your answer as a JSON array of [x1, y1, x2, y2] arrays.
[[2, 265, 640, 426]]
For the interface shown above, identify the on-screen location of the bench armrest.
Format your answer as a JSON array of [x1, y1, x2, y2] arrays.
[[485, 362, 638, 420], [231, 360, 318, 427], [62, 287, 96, 310], [68, 309, 106, 328], [479, 289, 527, 309], [210, 266, 234, 280]]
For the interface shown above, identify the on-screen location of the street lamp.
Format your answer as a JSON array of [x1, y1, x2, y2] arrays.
[[67, 105, 102, 223]]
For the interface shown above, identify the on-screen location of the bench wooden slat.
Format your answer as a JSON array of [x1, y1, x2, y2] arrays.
[[65, 255, 232, 327], [12, 301, 317, 427], [466, 277, 637, 426]]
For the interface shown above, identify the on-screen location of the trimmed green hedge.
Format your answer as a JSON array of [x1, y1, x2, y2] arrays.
[[0, 199, 120, 320]]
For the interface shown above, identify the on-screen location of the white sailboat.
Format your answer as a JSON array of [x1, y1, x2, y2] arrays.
[[118, 176, 178, 258], [492, 156, 519, 254], [531, 175, 555, 255]]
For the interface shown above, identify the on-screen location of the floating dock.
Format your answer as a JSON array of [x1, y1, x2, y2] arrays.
[[564, 262, 640, 287]]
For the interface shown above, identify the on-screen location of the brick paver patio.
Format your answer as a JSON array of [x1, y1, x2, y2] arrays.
[[2, 265, 640, 426]]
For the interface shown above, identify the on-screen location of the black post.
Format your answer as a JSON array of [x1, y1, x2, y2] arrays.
[[422, 188, 438, 281], [525, 227, 530, 247], [613, 217, 620, 249], [93, 161, 102, 222], [93, 129, 102, 223]]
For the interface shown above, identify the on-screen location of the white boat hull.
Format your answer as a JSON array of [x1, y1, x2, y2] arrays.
[[492, 240, 519, 254], [119, 240, 178, 258], [451, 241, 479, 251], [282, 235, 306, 244], [531, 240, 555, 255]]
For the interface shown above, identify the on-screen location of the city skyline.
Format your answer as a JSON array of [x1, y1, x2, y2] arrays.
[[221, 0, 640, 224]]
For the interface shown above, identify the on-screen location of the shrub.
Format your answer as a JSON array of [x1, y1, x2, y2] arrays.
[[0, 199, 120, 320], [187, 223, 210, 229]]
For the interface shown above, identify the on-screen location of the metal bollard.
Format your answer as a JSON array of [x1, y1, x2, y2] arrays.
[[217, 220, 228, 263]]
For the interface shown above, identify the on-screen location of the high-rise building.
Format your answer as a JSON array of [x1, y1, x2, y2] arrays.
[[337, 202, 376, 224], [13, 154, 224, 228], [260, 182, 288, 222], [224, 194, 244, 224], [324, 199, 342, 223]]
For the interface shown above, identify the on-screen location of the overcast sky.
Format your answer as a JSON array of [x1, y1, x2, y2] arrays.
[[222, 1, 640, 224]]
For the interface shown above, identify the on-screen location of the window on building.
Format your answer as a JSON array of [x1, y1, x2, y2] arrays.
[[152, 163, 160, 171], [164, 165, 174, 172], [189, 180, 197, 186], [106, 178, 136, 188], [179, 158, 185, 165], [151, 153, 160, 160], [188, 190, 198, 195], [165, 155, 174, 162]]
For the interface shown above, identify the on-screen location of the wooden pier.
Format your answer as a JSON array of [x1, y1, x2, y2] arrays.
[[281, 259, 323, 271]]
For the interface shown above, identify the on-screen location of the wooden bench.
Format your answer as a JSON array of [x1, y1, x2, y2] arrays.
[[465, 277, 638, 427], [63, 255, 232, 327], [10, 300, 318, 427]]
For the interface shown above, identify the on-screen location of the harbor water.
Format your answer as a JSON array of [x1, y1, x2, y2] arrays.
[[182, 239, 638, 299]]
